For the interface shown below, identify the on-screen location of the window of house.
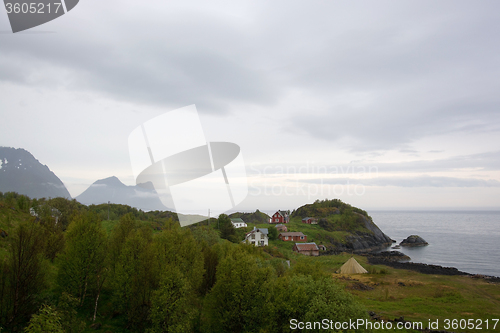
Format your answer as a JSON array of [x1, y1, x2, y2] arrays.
[[301, 236, 304, 239], [285, 236, 288, 240], [251, 234, 255, 239], [275, 219, 279, 222], [251, 241, 255, 245], [260, 241, 264, 246], [260, 234, 264, 239]]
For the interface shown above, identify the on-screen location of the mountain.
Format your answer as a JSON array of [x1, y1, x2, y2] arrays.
[[76, 176, 169, 211], [0, 147, 71, 199]]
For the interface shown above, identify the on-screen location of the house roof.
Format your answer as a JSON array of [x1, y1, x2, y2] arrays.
[[231, 218, 245, 223], [294, 242, 319, 251], [278, 210, 288, 216], [279, 232, 306, 237], [245, 227, 269, 237], [302, 217, 311, 221]]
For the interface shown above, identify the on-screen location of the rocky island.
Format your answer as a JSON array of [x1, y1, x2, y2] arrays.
[[400, 235, 428, 247]]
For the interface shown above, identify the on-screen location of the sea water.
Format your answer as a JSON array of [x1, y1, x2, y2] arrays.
[[369, 211, 500, 277]]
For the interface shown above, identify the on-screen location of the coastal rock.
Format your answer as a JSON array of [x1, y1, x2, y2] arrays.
[[365, 251, 411, 262], [400, 235, 428, 247], [366, 259, 469, 276], [320, 214, 393, 254]]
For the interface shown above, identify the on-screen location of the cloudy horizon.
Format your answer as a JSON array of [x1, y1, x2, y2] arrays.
[[1, 1, 500, 212]]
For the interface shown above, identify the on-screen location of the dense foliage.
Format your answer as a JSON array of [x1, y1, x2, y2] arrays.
[[0, 193, 368, 332], [292, 198, 372, 220], [228, 209, 270, 224]]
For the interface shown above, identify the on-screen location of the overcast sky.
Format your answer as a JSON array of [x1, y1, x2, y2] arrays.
[[1, 0, 500, 211]]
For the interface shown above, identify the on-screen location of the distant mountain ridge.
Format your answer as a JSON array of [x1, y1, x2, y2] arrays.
[[76, 176, 169, 211], [0, 147, 71, 199]]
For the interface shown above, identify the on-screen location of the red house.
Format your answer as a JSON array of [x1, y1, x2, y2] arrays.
[[270, 210, 289, 224], [276, 224, 287, 232], [293, 243, 319, 256], [302, 217, 317, 224], [279, 232, 307, 242]]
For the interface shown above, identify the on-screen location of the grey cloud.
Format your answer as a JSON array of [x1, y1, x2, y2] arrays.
[[0, 6, 278, 114], [247, 150, 500, 176], [281, 2, 500, 151], [298, 176, 500, 188], [1, 0, 500, 150]]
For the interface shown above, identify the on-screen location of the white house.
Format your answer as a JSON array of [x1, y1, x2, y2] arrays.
[[230, 218, 248, 228], [244, 227, 269, 247]]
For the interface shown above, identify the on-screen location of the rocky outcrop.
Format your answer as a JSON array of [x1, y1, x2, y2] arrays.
[[320, 213, 393, 254], [365, 251, 411, 262], [366, 259, 469, 276], [400, 235, 428, 247]]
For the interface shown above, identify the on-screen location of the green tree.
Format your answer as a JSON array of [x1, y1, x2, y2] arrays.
[[218, 214, 236, 242], [262, 275, 310, 332], [153, 226, 205, 293], [111, 229, 156, 329], [15, 195, 30, 213], [204, 247, 275, 332], [192, 227, 220, 295], [56, 213, 107, 307], [148, 266, 197, 333], [57, 293, 86, 333], [24, 304, 64, 333], [48, 197, 87, 229], [268, 225, 278, 240], [1, 222, 47, 328], [302, 277, 368, 332], [263, 275, 368, 333], [108, 213, 137, 275]]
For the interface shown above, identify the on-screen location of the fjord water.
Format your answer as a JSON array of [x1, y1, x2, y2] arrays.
[[369, 211, 500, 277]]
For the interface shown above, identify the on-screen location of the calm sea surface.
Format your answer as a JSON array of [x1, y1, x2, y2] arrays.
[[368, 211, 500, 277]]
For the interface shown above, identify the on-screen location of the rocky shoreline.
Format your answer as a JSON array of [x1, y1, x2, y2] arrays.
[[364, 251, 500, 283]]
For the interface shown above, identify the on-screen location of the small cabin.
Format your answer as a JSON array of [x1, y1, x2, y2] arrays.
[[293, 242, 319, 256], [279, 232, 307, 242], [230, 218, 247, 229]]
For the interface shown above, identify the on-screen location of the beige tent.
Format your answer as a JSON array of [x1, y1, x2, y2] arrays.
[[338, 257, 368, 274]]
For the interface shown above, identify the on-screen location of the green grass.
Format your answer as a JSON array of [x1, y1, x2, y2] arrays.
[[333, 264, 500, 332], [252, 217, 349, 245]]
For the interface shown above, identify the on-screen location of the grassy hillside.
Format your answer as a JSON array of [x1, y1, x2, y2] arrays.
[[292, 198, 371, 220], [228, 210, 270, 224]]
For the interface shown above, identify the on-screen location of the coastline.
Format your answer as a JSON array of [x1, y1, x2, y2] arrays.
[[364, 253, 500, 283], [369, 210, 500, 278]]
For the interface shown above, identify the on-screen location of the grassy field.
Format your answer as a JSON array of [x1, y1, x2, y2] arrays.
[[324, 255, 500, 333]]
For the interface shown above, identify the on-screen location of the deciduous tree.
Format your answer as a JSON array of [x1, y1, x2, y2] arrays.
[[56, 213, 107, 307]]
